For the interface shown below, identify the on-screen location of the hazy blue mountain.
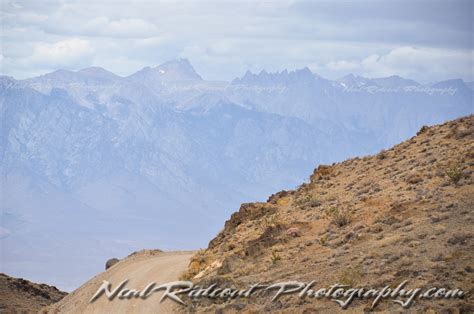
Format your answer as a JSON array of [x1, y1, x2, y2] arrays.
[[371, 75, 420, 88], [1, 59, 472, 290], [128, 58, 203, 83], [336, 73, 378, 88], [467, 81, 474, 90], [228, 68, 472, 147]]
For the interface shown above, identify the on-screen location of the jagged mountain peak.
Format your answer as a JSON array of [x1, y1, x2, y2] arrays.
[[337, 73, 367, 81], [232, 67, 317, 85], [154, 58, 202, 81], [128, 58, 202, 83], [336, 73, 421, 88], [295, 66, 312, 75], [335, 73, 375, 88], [0, 75, 17, 88], [158, 57, 193, 68]]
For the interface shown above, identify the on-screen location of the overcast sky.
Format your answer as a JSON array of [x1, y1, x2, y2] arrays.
[[1, 0, 473, 82]]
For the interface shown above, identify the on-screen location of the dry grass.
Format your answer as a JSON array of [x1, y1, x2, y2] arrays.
[[338, 265, 363, 287]]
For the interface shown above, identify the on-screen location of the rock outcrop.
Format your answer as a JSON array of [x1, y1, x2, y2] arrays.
[[0, 273, 66, 312]]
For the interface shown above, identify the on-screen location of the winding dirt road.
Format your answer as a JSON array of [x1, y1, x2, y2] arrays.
[[47, 250, 195, 313]]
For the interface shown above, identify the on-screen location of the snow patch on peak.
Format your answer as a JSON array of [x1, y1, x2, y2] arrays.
[[336, 73, 375, 88], [127, 59, 202, 82], [154, 58, 202, 81]]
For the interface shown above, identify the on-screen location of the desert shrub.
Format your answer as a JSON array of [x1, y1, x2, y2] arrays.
[[377, 150, 387, 160], [316, 165, 332, 176], [294, 195, 310, 207], [319, 234, 328, 246], [326, 207, 336, 216], [225, 243, 236, 251], [417, 125, 429, 136], [308, 198, 322, 207], [310, 164, 333, 182], [445, 164, 463, 184], [295, 195, 321, 209], [406, 173, 422, 184], [271, 250, 281, 264], [256, 213, 281, 232], [328, 207, 352, 227]]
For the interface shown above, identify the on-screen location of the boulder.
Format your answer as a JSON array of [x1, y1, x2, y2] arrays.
[[286, 227, 300, 237], [105, 258, 120, 270]]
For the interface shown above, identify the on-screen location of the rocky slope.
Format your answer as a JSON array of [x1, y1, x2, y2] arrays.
[[182, 115, 474, 313], [0, 273, 66, 312]]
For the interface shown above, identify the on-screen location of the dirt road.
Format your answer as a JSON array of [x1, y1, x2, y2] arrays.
[[47, 250, 195, 313]]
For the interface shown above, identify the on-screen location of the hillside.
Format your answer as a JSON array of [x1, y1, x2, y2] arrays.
[[182, 115, 474, 313], [0, 273, 66, 312]]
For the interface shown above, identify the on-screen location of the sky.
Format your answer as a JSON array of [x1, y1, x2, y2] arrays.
[[0, 0, 473, 82]]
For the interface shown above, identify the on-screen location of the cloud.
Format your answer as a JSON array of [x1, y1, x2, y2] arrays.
[[18, 12, 48, 24], [80, 17, 159, 38], [325, 46, 474, 82], [327, 60, 359, 72], [0, 38, 95, 77], [0, 0, 472, 81], [29, 38, 94, 67]]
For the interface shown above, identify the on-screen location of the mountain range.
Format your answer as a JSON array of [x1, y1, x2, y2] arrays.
[[1, 59, 472, 290]]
